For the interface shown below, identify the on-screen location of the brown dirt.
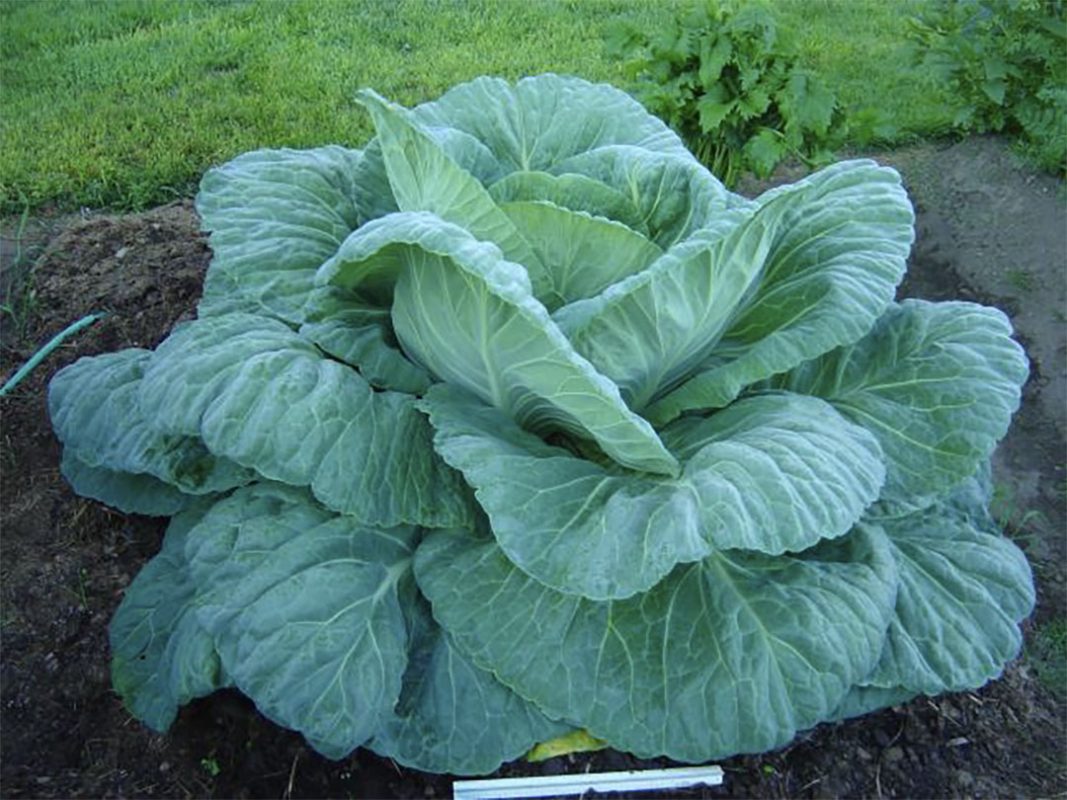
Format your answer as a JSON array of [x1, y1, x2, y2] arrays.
[[1, 139, 1064, 799]]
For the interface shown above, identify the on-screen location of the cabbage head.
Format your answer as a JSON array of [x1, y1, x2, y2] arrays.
[[48, 75, 1034, 774]]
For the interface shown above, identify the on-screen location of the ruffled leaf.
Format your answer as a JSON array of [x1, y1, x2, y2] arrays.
[[416, 524, 897, 762], [197, 146, 366, 322], [138, 314, 472, 528], [421, 385, 885, 600]]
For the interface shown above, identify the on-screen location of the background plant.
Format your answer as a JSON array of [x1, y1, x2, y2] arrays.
[[907, 0, 1067, 173], [606, 0, 845, 185]]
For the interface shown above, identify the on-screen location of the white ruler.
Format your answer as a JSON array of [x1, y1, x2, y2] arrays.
[[453, 765, 725, 799]]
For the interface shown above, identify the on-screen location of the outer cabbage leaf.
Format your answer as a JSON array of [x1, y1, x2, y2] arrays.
[[415, 524, 897, 762], [197, 146, 366, 322], [421, 384, 885, 599], [109, 501, 227, 730], [59, 451, 196, 517], [865, 474, 1034, 694], [317, 212, 679, 476], [370, 586, 567, 775], [138, 314, 472, 528], [771, 300, 1028, 501], [185, 484, 415, 759], [49, 349, 254, 496], [645, 160, 914, 424]]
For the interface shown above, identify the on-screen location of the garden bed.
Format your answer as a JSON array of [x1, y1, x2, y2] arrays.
[[1, 136, 1063, 799]]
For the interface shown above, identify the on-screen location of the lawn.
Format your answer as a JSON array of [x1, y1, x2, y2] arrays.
[[0, 0, 951, 215]]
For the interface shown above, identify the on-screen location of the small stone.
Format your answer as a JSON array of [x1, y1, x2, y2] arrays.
[[159, 761, 171, 773], [115, 247, 129, 259], [856, 746, 872, 761], [955, 769, 975, 788], [884, 746, 904, 764]]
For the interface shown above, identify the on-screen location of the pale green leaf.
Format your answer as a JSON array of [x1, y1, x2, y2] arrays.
[[548, 145, 742, 249], [487, 170, 648, 234], [499, 200, 663, 310], [645, 160, 914, 424], [357, 89, 550, 291], [554, 202, 772, 409], [318, 212, 679, 476]]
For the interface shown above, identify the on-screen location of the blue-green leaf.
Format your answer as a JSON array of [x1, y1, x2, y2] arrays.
[[416, 524, 897, 762], [185, 484, 416, 759], [110, 502, 227, 730], [409, 74, 694, 174], [370, 588, 567, 775], [866, 475, 1035, 694], [773, 300, 1028, 501], [197, 147, 366, 322], [138, 314, 472, 528], [49, 349, 254, 497]]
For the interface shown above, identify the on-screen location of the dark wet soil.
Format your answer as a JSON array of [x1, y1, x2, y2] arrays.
[[2, 137, 1064, 799]]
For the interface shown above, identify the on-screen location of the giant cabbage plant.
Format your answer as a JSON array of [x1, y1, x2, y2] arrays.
[[48, 75, 1034, 774]]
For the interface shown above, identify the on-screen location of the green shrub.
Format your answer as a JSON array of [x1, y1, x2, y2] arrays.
[[606, 0, 844, 185], [908, 0, 1066, 173]]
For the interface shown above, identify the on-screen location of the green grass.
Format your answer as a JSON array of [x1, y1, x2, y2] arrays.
[[0, 0, 953, 215], [776, 0, 955, 140]]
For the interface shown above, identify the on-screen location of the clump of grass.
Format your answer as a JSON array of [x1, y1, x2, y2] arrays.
[[0, 204, 39, 341], [992, 482, 1048, 543], [1006, 268, 1036, 293], [1027, 616, 1067, 698]]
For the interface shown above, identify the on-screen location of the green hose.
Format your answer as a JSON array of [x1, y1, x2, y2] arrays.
[[0, 312, 108, 398]]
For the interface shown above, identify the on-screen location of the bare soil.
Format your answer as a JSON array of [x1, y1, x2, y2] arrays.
[[1, 137, 1064, 799]]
